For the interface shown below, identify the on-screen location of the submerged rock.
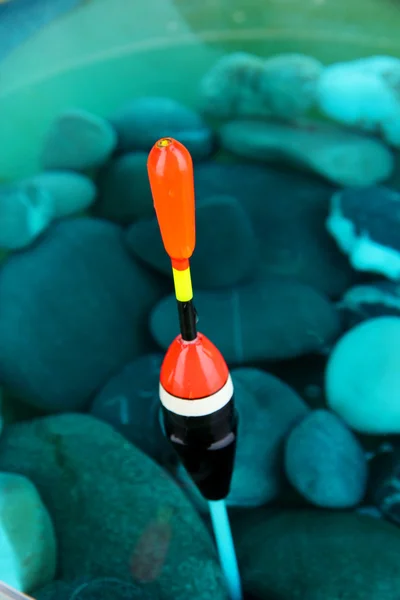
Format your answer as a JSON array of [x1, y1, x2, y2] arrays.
[[369, 446, 400, 527], [151, 277, 341, 363], [91, 354, 175, 467], [219, 119, 393, 186], [317, 55, 400, 147], [177, 368, 309, 510], [126, 194, 258, 289], [41, 109, 117, 171], [95, 152, 154, 223], [200, 52, 321, 120], [27, 171, 97, 218], [0, 218, 164, 412], [285, 409, 368, 508], [110, 96, 214, 159], [0, 414, 228, 600], [0, 472, 56, 593], [0, 182, 53, 250], [326, 186, 400, 281], [232, 509, 400, 600], [337, 280, 400, 329], [194, 162, 357, 298], [325, 317, 400, 434]]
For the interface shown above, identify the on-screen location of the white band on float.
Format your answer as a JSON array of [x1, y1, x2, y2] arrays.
[[159, 374, 234, 417]]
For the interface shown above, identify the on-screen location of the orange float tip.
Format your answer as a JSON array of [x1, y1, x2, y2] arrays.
[[147, 137, 196, 270]]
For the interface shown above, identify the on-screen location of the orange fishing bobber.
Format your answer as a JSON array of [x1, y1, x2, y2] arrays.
[[147, 137, 238, 501], [147, 137, 195, 271]]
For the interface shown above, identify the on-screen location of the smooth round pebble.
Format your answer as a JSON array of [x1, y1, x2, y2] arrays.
[[284, 409, 368, 508], [0, 217, 164, 412], [126, 194, 258, 289], [177, 368, 309, 510], [219, 119, 393, 187], [326, 317, 400, 433], [91, 354, 176, 467], [232, 509, 400, 600], [110, 96, 214, 159], [95, 152, 153, 223], [194, 161, 357, 298], [0, 472, 56, 593], [0, 182, 53, 249], [41, 109, 117, 171], [326, 185, 400, 281], [151, 277, 341, 363], [27, 171, 96, 218], [0, 414, 228, 600]]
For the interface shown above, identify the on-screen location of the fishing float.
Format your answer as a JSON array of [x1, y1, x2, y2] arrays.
[[147, 137, 243, 600]]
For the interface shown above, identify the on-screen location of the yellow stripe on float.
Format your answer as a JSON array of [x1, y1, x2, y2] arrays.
[[172, 267, 193, 302]]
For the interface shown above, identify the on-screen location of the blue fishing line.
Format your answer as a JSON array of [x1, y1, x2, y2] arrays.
[[208, 499, 243, 600]]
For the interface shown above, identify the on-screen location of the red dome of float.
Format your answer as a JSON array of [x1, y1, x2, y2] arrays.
[[160, 333, 229, 399]]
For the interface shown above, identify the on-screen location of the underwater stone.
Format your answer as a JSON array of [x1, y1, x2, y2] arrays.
[[0, 217, 164, 412], [284, 409, 368, 508], [176, 367, 309, 510], [125, 194, 258, 289], [34, 577, 155, 600], [110, 96, 214, 159], [0, 414, 228, 600], [151, 277, 341, 363], [337, 280, 400, 330], [91, 354, 176, 468], [317, 56, 400, 147], [326, 186, 400, 280], [41, 109, 117, 171], [0, 182, 53, 250], [368, 446, 400, 527], [194, 161, 357, 298], [95, 152, 153, 224], [232, 509, 400, 600], [219, 118, 394, 187], [200, 52, 321, 120], [0, 472, 56, 593], [26, 171, 96, 218], [325, 317, 400, 434]]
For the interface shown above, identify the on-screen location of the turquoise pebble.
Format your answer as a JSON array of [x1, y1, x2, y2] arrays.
[[125, 194, 258, 288], [151, 277, 341, 363], [0, 218, 164, 412], [0, 182, 53, 250], [41, 109, 117, 171], [110, 96, 215, 159], [27, 171, 96, 218], [91, 354, 176, 467], [95, 152, 153, 223], [0, 413, 228, 599], [285, 409, 368, 508]]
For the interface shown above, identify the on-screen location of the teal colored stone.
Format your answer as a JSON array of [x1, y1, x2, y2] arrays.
[[0, 182, 53, 250], [91, 354, 176, 468], [27, 171, 96, 218], [41, 109, 117, 171], [0, 414, 228, 600], [0, 218, 164, 412], [125, 194, 257, 289], [232, 510, 400, 600], [151, 277, 341, 363], [110, 96, 214, 159], [95, 152, 153, 223], [285, 409, 368, 508]]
